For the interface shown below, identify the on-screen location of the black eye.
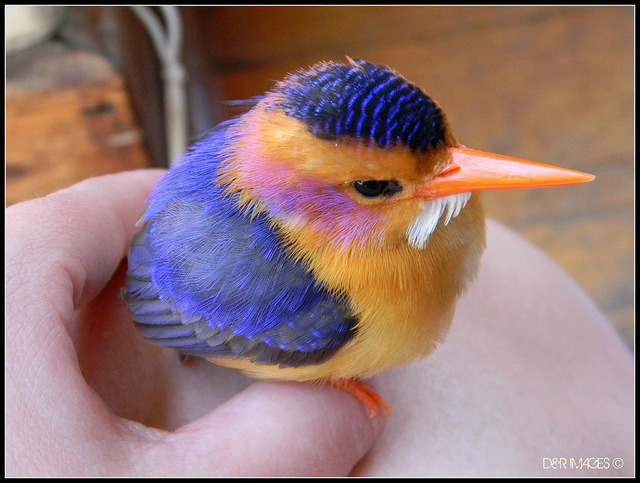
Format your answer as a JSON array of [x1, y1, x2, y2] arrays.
[[351, 180, 402, 198]]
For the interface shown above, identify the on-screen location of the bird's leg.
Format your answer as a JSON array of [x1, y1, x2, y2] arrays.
[[329, 378, 391, 419]]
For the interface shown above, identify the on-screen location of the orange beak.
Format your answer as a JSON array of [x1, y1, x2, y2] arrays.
[[415, 145, 595, 201]]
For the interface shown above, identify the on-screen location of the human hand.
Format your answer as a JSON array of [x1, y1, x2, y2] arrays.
[[6, 170, 385, 477], [7, 170, 632, 477]]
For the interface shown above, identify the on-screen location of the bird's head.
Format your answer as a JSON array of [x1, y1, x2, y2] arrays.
[[218, 58, 593, 252]]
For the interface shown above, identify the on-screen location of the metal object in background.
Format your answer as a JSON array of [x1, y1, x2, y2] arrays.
[[131, 6, 189, 166]]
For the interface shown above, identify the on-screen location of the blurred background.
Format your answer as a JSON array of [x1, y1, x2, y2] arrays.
[[6, 6, 634, 348]]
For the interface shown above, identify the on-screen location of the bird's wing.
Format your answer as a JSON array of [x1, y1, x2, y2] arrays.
[[123, 154, 355, 368]]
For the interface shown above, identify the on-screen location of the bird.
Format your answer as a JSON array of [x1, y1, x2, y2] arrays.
[[122, 58, 594, 418]]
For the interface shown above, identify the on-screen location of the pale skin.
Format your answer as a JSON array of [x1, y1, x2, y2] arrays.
[[6, 170, 633, 477]]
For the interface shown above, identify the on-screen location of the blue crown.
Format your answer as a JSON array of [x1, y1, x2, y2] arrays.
[[272, 59, 446, 153]]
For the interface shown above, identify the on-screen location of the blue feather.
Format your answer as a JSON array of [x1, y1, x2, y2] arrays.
[[272, 58, 446, 153], [123, 124, 356, 367]]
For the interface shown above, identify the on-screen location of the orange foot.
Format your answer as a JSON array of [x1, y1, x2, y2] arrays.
[[329, 379, 391, 419]]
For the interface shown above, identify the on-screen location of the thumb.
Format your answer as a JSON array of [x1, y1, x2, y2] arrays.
[[134, 380, 387, 476]]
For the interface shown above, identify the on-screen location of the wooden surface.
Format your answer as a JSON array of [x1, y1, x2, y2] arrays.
[[5, 6, 633, 348], [6, 41, 150, 206]]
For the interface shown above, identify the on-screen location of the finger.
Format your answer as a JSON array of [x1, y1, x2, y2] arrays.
[[137, 380, 387, 477], [6, 170, 164, 475], [6, 169, 163, 329]]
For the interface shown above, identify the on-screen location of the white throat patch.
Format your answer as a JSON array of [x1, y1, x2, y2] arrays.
[[406, 192, 472, 249]]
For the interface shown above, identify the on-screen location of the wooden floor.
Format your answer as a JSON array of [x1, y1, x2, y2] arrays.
[[6, 6, 634, 348]]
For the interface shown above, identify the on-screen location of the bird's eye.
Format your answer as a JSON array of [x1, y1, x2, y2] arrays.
[[351, 180, 402, 198]]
